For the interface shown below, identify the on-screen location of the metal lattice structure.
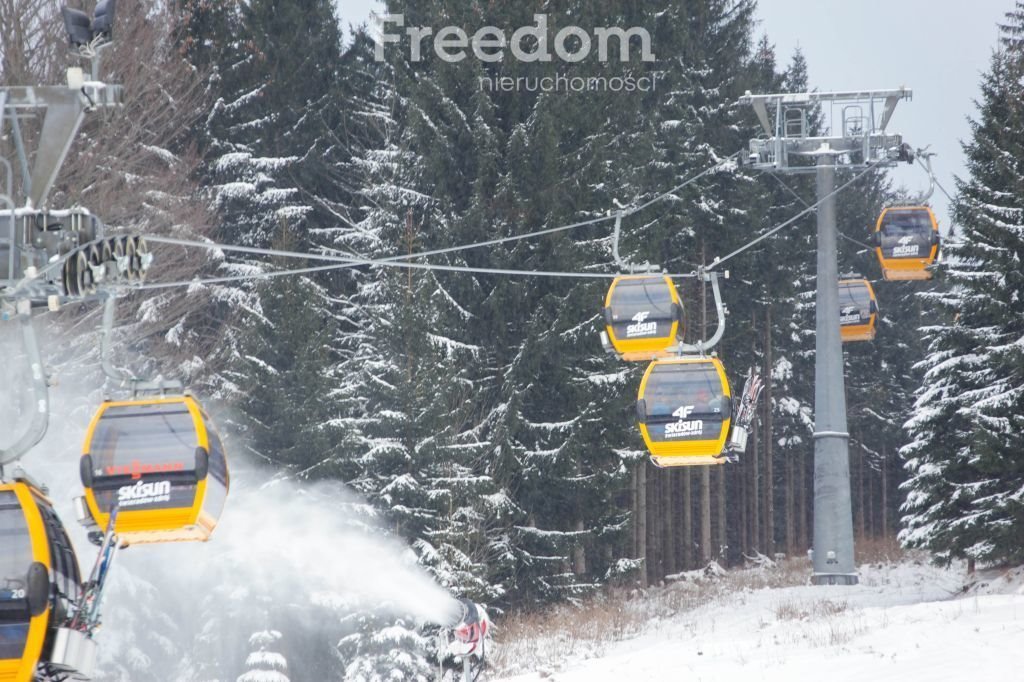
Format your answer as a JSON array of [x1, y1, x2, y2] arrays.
[[739, 88, 914, 586], [739, 88, 912, 172]]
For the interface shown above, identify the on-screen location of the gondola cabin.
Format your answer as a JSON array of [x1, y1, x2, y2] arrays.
[[0, 479, 86, 682], [603, 275, 684, 361], [636, 357, 732, 467], [873, 207, 940, 280], [80, 396, 229, 545], [838, 279, 878, 343]]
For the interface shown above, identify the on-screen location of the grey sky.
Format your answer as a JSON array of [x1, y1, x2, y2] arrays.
[[337, 1, 1013, 230]]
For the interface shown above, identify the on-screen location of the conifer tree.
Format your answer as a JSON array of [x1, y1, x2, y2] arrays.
[[901, 5, 1024, 565], [237, 630, 290, 682]]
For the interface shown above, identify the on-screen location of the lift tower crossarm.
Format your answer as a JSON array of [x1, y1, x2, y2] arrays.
[[738, 88, 911, 173], [1, 82, 123, 209]]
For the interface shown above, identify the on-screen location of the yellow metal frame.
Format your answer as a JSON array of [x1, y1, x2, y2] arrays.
[[874, 206, 939, 281], [839, 279, 877, 343], [637, 356, 732, 466], [81, 395, 217, 545], [604, 275, 683, 361], [0, 482, 52, 682]]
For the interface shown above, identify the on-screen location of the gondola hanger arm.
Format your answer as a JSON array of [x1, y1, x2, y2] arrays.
[[100, 293, 181, 396], [0, 300, 50, 466], [674, 270, 727, 355]]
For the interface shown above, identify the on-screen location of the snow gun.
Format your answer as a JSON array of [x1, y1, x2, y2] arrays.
[[438, 597, 490, 681]]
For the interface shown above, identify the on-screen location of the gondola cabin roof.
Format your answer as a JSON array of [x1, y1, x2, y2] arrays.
[[636, 357, 732, 467], [80, 395, 229, 545], [603, 275, 684, 362], [0, 480, 81, 682], [838, 279, 878, 343], [874, 206, 940, 281]]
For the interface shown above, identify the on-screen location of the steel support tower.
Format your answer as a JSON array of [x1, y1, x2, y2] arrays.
[[738, 88, 913, 585]]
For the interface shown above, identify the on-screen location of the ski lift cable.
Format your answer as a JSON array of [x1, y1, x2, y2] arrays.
[[134, 153, 749, 288], [264, 151, 744, 268], [708, 161, 882, 271], [134, 156, 878, 290], [769, 172, 872, 251], [768, 171, 812, 210], [131, 241, 701, 287], [840, 232, 874, 251]]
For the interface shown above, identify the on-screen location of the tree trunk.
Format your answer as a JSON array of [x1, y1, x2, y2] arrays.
[[857, 436, 865, 541], [573, 519, 587, 575], [797, 449, 807, 551], [785, 435, 795, 556], [632, 464, 639, 558], [649, 461, 662, 582], [701, 466, 712, 564], [716, 464, 727, 563], [637, 461, 648, 587], [751, 406, 761, 552], [763, 306, 775, 558], [881, 445, 888, 537], [665, 470, 677, 576], [682, 468, 693, 569], [739, 446, 749, 555]]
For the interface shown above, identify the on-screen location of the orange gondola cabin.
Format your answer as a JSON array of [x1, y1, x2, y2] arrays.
[[79, 396, 228, 545], [603, 275, 684, 361], [838, 279, 878, 343], [0, 479, 85, 682], [636, 357, 732, 467], [873, 207, 940, 280]]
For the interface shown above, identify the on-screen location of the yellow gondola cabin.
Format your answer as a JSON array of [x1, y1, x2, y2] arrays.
[[873, 207, 940, 280], [0, 479, 84, 682], [636, 357, 732, 467], [603, 275, 684, 361], [79, 396, 229, 545], [838, 279, 878, 343]]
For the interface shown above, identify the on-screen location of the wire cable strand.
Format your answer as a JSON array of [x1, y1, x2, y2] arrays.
[[135, 153, 746, 289], [132, 241, 699, 288], [136, 156, 880, 290], [709, 162, 881, 270]]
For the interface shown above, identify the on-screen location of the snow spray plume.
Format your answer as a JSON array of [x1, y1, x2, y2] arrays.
[[133, 474, 465, 626], [1, 328, 463, 677]]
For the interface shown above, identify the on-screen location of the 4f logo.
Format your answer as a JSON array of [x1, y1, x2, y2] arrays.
[[892, 235, 921, 257], [625, 310, 658, 337], [665, 404, 703, 438], [673, 405, 695, 419]]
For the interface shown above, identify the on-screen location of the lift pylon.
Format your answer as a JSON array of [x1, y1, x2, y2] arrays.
[[738, 88, 914, 586]]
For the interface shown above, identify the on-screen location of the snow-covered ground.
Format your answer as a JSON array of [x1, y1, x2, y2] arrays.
[[495, 560, 1024, 682]]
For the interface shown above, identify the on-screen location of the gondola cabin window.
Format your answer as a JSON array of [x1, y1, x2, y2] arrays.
[[0, 492, 32, 663], [88, 402, 198, 513]]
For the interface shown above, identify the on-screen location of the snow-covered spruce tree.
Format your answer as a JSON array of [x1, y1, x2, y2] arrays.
[[337, 611, 434, 682], [179, 0, 356, 471], [901, 6, 1024, 566], [232, 240, 344, 474], [237, 630, 290, 682]]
